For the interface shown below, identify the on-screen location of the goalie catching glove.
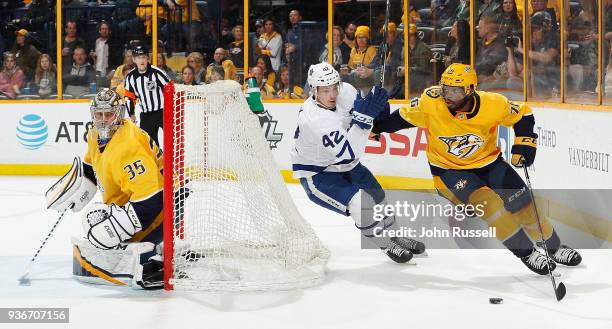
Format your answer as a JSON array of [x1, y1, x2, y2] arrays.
[[46, 157, 96, 212], [511, 135, 537, 167], [82, 202, 142, 249]]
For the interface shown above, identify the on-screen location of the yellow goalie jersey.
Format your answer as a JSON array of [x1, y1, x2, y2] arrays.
[[399, 86, 532, 170], [83, 119, 163, 206]]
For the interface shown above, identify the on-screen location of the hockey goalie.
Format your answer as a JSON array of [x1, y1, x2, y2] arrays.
[[46, 88, 165, 289]]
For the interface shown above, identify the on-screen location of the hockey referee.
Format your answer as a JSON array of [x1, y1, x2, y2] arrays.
[[124, 45, 170, 146]]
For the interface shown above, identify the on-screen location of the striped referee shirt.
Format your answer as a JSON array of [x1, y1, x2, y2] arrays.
[[124, 64, 170, 116]]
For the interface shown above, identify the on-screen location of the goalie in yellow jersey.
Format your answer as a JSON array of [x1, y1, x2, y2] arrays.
[[45, 88, 165, 289], [372, 63, 581, 275]]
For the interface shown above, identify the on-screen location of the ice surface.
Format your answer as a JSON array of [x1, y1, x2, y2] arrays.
[[1, 176, 611, 329]]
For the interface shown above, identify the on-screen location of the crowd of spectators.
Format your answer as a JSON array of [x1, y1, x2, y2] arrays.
[[394, 0, 596, 101], [332, 0, 595, 101], [246, 5, 333, 100], [0, 0, 609, 103], [0, 0, 247, 98]]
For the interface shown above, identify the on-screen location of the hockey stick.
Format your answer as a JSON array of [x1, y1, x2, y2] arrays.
[[522, 165, 566, 301], [18, 204, 74, 285], [378, 0, 391, 87]]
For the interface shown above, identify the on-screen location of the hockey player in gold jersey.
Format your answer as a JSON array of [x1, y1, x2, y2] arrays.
[[46, 88, 165, 289], [83, 88, 164, 248], [372, 63, 581, 275]]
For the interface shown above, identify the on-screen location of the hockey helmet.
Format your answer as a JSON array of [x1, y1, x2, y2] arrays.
[[132, 45, 147, 57], [307, 62, 341, 100], [440, 63, 477, 95], [90, 88, 125, 141]]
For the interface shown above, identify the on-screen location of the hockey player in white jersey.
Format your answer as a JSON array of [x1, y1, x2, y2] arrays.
[[292, 62, 425, 263]]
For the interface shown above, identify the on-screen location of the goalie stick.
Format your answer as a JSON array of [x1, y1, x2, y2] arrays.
[[19, 204, 74, 285], [522, 164, 566, 301]]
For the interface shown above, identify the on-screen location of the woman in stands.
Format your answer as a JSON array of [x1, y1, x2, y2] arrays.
[[497, 0, 522, 39], [255, 54, 276, 91], [157, 53, 176, 81], [34, 54, 57, 98], [443, 19, 470, 68], [186, 52, 206, 84], [181, 65, 198, 85], [275, 65, 304, 99], [0, 52, 25, 99]]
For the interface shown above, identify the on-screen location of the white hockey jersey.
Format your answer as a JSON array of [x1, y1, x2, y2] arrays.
[[291, 83, 371, 178]]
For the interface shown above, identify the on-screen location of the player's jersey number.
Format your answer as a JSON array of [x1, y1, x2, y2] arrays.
[[322, 131, 355, 160], [123, 160, 146, 180]]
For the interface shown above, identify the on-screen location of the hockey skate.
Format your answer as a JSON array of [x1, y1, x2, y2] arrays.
[[385, 238, 414, 263], [391, 237, 426, 255], [521, 249, 556, 275], [140, 258, 164, 290], [551, 245, 582, 266]]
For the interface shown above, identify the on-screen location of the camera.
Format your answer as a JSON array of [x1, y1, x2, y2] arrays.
[[504, 35, 521, 48]]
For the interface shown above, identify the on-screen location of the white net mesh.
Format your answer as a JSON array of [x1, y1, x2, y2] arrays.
[[167, 80, 329, 291]]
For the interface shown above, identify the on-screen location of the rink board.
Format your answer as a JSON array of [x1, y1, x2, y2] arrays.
[[1, 102, 611, 240]]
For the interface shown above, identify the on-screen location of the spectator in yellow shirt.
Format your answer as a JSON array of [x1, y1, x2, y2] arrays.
[[275, 65, 304, 99], [110, 48, 135, 97], [205, 48, 237, 81], [248, 66, 275, 99], [161, 0, 204, 50], [346, 26, 377, 71], [135, 0, 167, 36], [255, 54, 276, 91]]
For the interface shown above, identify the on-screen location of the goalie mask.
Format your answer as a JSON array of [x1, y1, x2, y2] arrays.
[[307, 62, 342, 108], [90, 88, 125, 142]]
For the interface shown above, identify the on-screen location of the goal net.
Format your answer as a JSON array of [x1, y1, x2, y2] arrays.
[[162, 80, 329, 291]]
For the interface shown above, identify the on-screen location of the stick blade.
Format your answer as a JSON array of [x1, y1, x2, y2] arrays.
[[555, 282, 567, 301], [18, 272, 31, 286]]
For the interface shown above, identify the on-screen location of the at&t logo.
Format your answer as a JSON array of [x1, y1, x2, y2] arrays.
[[16, 114, 48, 150]]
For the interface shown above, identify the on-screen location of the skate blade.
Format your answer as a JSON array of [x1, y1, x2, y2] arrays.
[[413, 251, 428, 258]]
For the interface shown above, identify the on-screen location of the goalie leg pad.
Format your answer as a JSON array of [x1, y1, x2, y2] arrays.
[[72, 237, 155, 288], [46, 157, 96, 212]]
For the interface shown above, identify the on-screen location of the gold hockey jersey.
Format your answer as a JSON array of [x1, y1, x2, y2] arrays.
[[399, 86, 531, 170], [83, 119, 163, 206]]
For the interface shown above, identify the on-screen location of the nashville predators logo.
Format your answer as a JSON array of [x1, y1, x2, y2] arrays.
[[454, 179, 468, 191], [439, 134, 484, 159]]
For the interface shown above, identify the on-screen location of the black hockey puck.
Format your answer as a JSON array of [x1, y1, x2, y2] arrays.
[[489, 298, 503, 304]]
